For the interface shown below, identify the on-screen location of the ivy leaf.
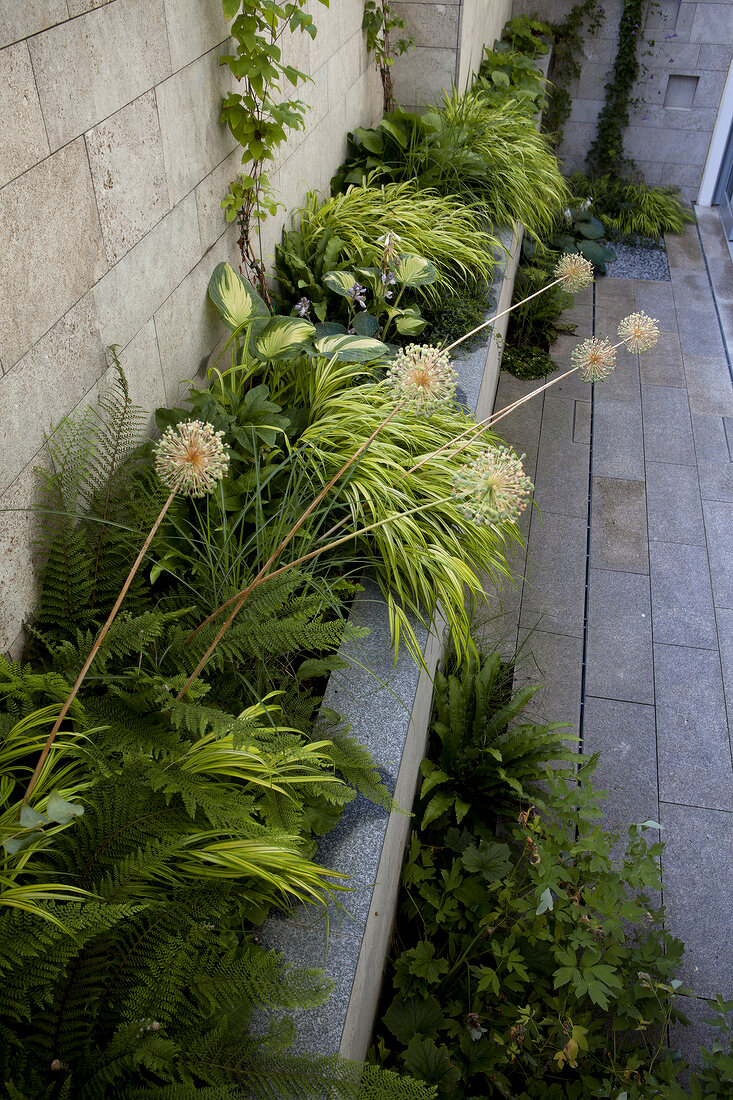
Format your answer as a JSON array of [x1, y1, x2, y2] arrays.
[[383, 995, 443, 1044], [536, 887, 554, 915], [402, 941, 449, 985], [402, 1037, 461, 1089], [46, 793, 84, 825]]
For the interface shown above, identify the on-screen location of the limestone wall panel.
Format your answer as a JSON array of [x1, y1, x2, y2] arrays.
[[0, 42, 50, 189]]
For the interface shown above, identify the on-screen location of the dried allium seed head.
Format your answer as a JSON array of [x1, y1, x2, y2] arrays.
[[452, 445, 533, 527], [618, 311, 660, 353], [554, 253, 594, 292], [155, 420, 230, 498], [385, 344, 457, 415], [571, 336, 617, 383]]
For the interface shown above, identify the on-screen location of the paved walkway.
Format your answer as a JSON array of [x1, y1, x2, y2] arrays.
[[485, 215, 733, 1059]]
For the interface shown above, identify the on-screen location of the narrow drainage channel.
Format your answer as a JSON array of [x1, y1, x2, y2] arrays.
[[577, 279, 597, 755]]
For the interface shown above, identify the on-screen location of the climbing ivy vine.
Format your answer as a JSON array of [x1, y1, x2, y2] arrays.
[[586, 0, 646, 176], [219, 0, 329, 302], [544, 0, 606, 150]]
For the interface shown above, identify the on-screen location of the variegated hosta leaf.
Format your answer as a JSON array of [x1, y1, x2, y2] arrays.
[[313, 334, 390, 362], [395, 253, 438, 288], [322, 270, 360, 297], [254, 316, 316, 360], [394, 308, 427, 335], [208, 262, 270, 331]]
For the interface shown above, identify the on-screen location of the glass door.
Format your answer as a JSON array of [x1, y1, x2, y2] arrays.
[[714, 123, 733, 239]]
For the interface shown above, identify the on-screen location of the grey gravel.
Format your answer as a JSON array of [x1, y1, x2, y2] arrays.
[[603, 238, 671, 281]]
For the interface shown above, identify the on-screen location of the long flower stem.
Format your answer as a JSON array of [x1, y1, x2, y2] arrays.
[[23, 487, 179, 804], [443, 275, 567, 354], [177, 492, 455, 699], [181, 401, 407, 669]]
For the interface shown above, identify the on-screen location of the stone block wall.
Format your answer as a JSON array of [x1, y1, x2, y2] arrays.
[[511, 0, 733, 199], [390, 0, 512, 109], [0, 0, 381, 655]]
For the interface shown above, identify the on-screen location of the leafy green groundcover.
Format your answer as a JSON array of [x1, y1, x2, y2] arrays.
[[369, 651, 733, 1098]]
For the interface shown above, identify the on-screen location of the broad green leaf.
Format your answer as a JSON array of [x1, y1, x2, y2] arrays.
[[536, 886, 553, 915], [19, 805, 47, 828], [395, 253, 437, 288], [254, 316, 315, 360], [419, 766, 451, 799], [208, 262, 269, 331], [352, 126, 384, 154], [352, 312, 380, 337], [460, 840, 512, 879], [402, 1037, 461, 1088], [421, 790, 454, 829], [313, 334, 389, 362], [394, 308, 427, 336], [575, 214, 605, 240], [46, 793, 85, 824], [378, 117, 409, 147], [383, 995, 443, 1045], [322, 270, 359, 298], [404, 941, 449, 985]]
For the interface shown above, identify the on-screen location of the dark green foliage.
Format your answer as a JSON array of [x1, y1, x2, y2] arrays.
[[568, 172, 694, 239], [586, 0, 645, 177], [501, 15, 551, 58], [505, 259, 575, 351], [543, 0, 606, 148], [500, 344, 554, 381], [546, 204, 617, 273], [372, 753, 733, 1097], [417, 650, 573, 830], [331, 92, 568, 239], [33, 356, 149, 634], [421, 286, 494, 353]]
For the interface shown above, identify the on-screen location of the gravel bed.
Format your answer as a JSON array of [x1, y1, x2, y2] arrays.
[[603, 238, 670, 281]]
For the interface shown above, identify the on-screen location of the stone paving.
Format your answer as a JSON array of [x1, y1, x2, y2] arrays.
[[484, 216, 733, 1058]]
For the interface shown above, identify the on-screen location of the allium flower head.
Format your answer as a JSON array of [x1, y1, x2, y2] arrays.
[[571, 336, 617, 383], [385, 344, 457, 415], [618, 311, 660, 353], [452, 446, 533, 526], [554, 252, 594, 292], [155, 420, 230, 497]]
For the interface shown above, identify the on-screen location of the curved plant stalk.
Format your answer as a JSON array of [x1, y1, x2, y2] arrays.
[[178, 492, 457, 699], [442, 272, 569, 354], [408, 332, 644, 476], [22, 487, 179, 805]]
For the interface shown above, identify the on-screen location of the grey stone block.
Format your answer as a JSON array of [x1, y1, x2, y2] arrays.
[[0, 460, 46, 652], [666, 225, 704, 269], [624, 123, 711, 164], [634, 279, 676, 315], [68, 1, 116, 14], [391, 47, 457, 110], [86, 90, 171, 265], [0, 41, 50, 189], [93, 193, 202, 353], [683, 354, 733, 416], [0, 0, 68, 48], [702, 499, 733, 607], [677, 315, 725, 357], [717, 606, 733, 726], [696, 43, 733, 69], [195, 149, 242, 253], [519, 511, 587, 638], [153, 226, 240, 404], [573, 399, 591, 444], [650, 541, 718, 649], [596, 346, 640, 403], [390, 1, 459, 49], [586, 569, 654, 704], [492, 373, 544, 448], [162, 0, 229, 70], [655, 644, 733, 810], [29, 0, 171, 151], [592, 398, 645, 481], [0, 294, 106, 495], [514, 629, 583, 739], [691, 412, 733, 503], [582, 697, 659, 829], [532, 396, 590, 519], [692, 67, 727, 109], [590, 477, 648, 574], [659, 802, 733, 997], [639, 331, 685, 387], [157, 45, 238, 207], [642, 385, 696, 465], [645, 461, 705, 545], [0, 139, 108, 372]]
